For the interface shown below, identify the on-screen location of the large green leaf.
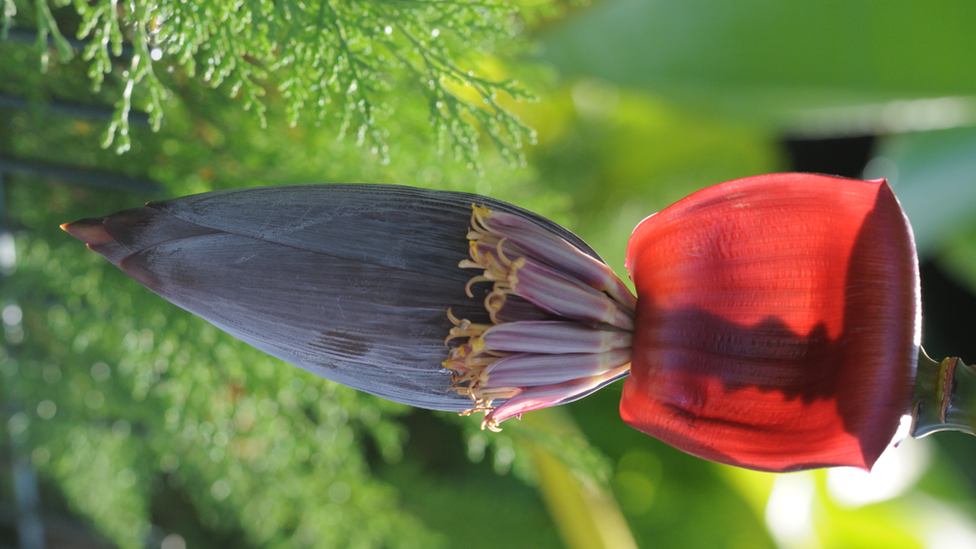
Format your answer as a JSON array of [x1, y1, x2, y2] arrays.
[[541, 0, 976, 130]]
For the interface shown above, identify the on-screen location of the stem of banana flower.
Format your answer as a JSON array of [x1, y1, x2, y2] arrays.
[[912, 348, 976, 437]]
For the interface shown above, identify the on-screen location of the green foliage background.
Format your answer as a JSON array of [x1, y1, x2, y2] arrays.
[[3, 1, 976, 548]]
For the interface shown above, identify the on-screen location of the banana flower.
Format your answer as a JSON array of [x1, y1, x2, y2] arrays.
[[62, 174, 974, 472]]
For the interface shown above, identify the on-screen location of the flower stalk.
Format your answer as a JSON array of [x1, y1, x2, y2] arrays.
[[912, 349, 976, 437]]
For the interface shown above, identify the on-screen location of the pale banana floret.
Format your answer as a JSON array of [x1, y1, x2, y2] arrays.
[[444, 205, 637, 431]]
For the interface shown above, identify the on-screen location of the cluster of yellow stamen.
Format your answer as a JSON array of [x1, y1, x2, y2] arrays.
[[443, 206, 523, 430], [458, 205, 528, 322], [443, 204, 637, 431]]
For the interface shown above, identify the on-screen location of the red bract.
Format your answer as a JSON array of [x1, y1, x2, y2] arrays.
[[622, 174, 920, 472]]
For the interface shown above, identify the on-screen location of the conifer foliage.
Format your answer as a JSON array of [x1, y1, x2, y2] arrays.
[[3, 0, 537, 167]]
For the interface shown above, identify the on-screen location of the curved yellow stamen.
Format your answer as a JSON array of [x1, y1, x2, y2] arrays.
[[495, 237, 513, 267], [464, 276, 491, 298], [470, 204, 494, 235]]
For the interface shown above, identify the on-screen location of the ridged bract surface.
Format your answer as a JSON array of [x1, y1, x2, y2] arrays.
[[67, 184, 600, 412], [622, 174, 920, 472]]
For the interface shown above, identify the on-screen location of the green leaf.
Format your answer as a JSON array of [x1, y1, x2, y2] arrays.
[[541, 0, 976, 132]]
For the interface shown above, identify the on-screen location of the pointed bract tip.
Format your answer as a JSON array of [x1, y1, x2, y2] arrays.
[[61, 217, 115, 246]]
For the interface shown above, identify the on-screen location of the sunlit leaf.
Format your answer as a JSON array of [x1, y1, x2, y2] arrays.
[[542, 0, 976, 133]]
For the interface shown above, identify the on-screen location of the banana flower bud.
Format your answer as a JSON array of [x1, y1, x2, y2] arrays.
[[61, 185, 632, 420], [64, 175, 966, 472]]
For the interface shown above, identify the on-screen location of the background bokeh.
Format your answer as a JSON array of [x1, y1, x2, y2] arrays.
[[3, 1, 976, 548]]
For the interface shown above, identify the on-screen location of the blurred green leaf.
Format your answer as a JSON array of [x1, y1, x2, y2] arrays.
[[568, 380, 778, 549], [541, 0, 976, 133], [860, 127, 976, 297], [461, 408, 639, 549], [865, 128, 976, 257]]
